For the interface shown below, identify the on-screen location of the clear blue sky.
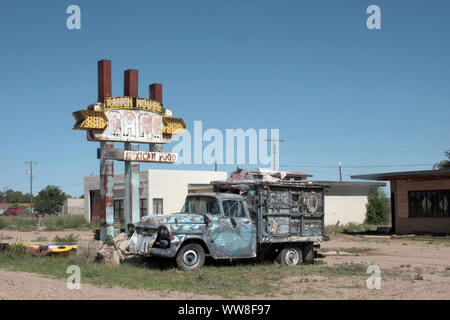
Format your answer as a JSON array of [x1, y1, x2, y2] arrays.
[[0, 0, 449, 197]]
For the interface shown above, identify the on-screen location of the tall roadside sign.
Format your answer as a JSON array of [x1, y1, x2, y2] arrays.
[[72, 59, 185, 241]]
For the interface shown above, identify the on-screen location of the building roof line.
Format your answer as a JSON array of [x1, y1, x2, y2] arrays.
[[351, 169, 450, 181]]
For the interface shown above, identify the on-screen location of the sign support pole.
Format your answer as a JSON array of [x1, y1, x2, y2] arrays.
[[98, 60, 114, 241], [124, 69, 141, 233], [100, 141, 115, 241], [125, 142, 140, 232]]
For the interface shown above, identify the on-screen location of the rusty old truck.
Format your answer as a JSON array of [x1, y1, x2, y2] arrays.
[[127, 169, 328, 271]]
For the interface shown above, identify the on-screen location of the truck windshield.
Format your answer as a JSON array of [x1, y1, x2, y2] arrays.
[[181, 196, 221, 216]]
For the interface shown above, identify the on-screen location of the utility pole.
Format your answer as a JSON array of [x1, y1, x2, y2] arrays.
[[265, 138, 284, 171], [338, 162, 342, 182], [2, 186, 7, 203], [25, 161, 37, 214]]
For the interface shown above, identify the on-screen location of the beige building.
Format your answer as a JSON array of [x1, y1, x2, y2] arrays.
[[318, 181, 385, 226], [84, 169, 227, 222], [62, 198, 85, 216], [352, 169, 450, 234]]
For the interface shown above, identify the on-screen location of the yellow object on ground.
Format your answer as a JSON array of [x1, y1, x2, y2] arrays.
[[23, 243, 78, 253]]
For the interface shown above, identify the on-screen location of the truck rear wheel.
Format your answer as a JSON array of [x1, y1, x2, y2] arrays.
[[302, 242, 314, 264], [176, 243, 205, 271], [277, 247, 301, 266]]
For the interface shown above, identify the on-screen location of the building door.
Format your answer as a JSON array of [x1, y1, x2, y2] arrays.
[[391, 192, 396, 234], [114, 200, 124, 222], [90, 190, 101, 221]]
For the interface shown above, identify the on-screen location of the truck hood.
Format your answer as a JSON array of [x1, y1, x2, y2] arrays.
[[137, 213, 206, 228]]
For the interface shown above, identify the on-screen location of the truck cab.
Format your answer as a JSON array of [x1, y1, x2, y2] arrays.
[[128, 193, 256, 270]]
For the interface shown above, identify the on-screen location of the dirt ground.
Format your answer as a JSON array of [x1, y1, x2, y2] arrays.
[[0, 230, 449, 300], [0, 230, 94, 243]]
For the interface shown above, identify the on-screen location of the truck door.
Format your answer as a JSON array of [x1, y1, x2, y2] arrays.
[[213, 199, 256, 259]]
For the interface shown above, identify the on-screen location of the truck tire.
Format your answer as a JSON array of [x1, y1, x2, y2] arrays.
[[176, 243, 205, 271], [302, 242, 314, 264], [277, 247, 301, 266]]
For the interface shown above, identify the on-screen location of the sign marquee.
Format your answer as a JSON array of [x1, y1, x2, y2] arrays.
[[97, 147, 178, 163], [74, 97, 185, 144], [104, 96, 163, 113], [87, 109, 169, 144], [72, 59, 185, 241], [124, 150, 177, 163]]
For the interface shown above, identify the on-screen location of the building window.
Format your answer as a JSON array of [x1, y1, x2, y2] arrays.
[[114, 200, 124, 220], [140, 199, 147, 218], [409, 190, 449, 218], [153, 198, 163, 215]]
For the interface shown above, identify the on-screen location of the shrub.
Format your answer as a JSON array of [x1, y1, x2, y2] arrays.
[[53, 234, 78, 243], [88, 219, 100, 230], [342, 223, 378, 233], [365, 187, 390, 225], [44, 215, 89, 231]]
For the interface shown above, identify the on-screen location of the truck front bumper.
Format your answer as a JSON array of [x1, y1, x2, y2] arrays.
[[149, 247, 178, 258]]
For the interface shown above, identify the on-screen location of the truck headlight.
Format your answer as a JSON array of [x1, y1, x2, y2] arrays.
[[158, 226, 170, 240], [127, 223, 136, 236]]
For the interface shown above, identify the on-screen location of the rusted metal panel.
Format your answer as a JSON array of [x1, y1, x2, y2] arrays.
[[96, 147, 177, 163], [149, 83, 163, 103], [99, 141, 115, 241], [98, 60, 111, 101], [124, 69, 138, 97]]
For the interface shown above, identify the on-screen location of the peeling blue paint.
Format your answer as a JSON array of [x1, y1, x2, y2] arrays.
[[128, 186, 327, 264]]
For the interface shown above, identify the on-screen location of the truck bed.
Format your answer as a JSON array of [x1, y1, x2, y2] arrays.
[[212, 179, 328, 243]]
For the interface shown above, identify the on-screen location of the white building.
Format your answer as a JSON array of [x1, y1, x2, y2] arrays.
[[83, 169, 227, 222], [62, 198, 85, 216], [316, 181, 385, 225]]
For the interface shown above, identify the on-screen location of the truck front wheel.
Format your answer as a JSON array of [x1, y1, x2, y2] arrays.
[[176, 243, 205, 271], [277, 247, 301, 266]]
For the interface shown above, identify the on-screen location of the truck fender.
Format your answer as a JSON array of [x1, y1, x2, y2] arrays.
[[175, 235, 213, 257]]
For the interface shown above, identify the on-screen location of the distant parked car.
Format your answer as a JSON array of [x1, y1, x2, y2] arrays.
[[3, 208, 26, 216]]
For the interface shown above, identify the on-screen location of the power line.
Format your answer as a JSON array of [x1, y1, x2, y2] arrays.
[[287, 118, 450, 139], [280, 164, 433, 168]]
